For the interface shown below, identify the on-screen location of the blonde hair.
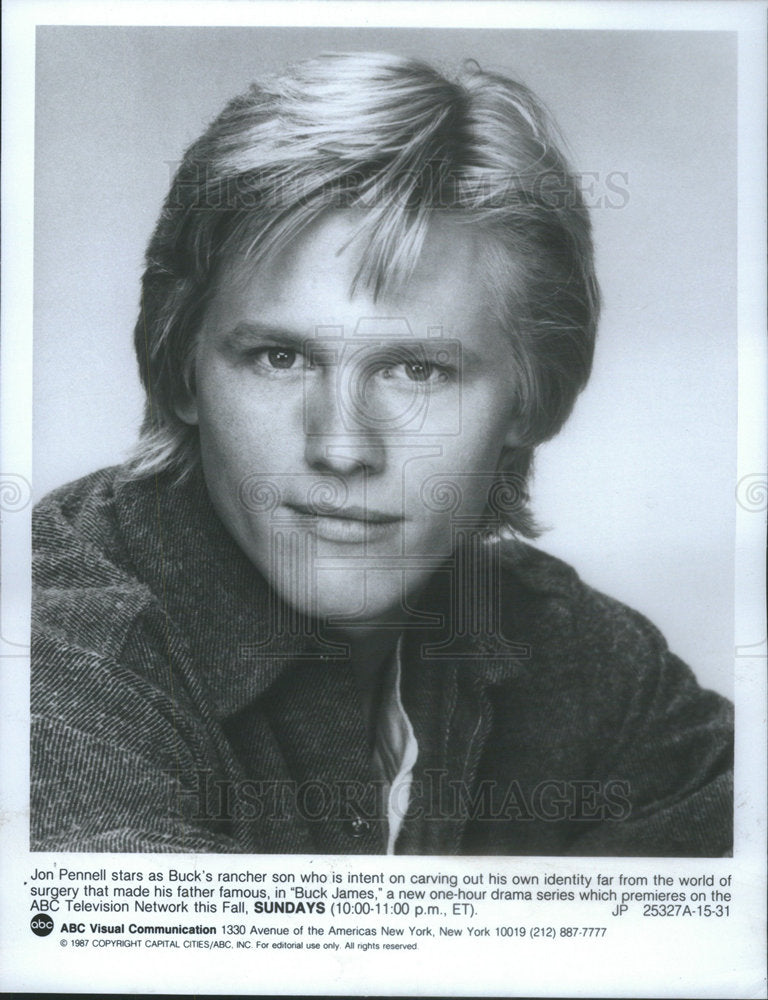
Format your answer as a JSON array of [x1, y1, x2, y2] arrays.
[[129, 52, 599, 536]]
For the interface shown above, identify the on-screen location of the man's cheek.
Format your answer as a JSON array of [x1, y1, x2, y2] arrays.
[[403, 509, 452, 557]]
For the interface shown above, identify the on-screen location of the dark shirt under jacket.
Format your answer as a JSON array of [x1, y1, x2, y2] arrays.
[[31, 467, 733, 855]]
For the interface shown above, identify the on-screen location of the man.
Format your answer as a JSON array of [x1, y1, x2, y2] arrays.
[[31, 52, 732, 855]]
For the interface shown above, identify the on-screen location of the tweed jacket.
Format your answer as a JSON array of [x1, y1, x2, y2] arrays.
[[31, 467, 733, 856]]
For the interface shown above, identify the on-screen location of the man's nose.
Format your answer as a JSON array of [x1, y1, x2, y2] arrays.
[[303, 369, 386, 477]]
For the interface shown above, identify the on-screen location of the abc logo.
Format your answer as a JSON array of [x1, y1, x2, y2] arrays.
[[30, 913, 54, 937]]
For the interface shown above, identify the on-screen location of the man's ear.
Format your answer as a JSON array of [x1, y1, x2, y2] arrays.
[[174, 397, 199, 425], [173, 365, 199, 425], [503, 422, 522, 450], [496, 430, 534, 484]]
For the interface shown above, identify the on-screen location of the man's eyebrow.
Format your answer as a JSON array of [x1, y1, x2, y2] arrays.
[[222, 322, 308, 348], [383, 339, 476, 364]]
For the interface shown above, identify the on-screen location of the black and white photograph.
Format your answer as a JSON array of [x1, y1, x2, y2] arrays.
[[30, 23, 737, 858], [2, 2, 766, 996]]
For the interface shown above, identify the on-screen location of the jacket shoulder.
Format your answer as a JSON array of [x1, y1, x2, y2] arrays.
[[502, 541, 670, 651], [32, 467, 156, 661], [34, 466, 125, 561]]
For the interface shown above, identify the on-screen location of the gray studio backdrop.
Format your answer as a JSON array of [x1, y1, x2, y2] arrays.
[[33, 26, 736, 696]]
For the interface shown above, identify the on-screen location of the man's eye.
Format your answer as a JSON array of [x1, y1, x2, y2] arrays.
[[404, 360, 432, 382], [381, 360, 448, 384], [266, 347, 297, 369]]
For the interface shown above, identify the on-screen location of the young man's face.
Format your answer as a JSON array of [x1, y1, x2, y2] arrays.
[[178, 212, 521, 627]]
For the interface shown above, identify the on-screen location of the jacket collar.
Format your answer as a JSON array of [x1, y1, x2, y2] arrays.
[[113, 467, 345, 719]]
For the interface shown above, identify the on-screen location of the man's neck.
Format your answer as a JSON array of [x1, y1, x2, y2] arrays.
[[326, 626, 400, 744]]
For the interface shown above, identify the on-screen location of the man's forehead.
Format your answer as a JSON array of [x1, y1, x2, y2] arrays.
[[203, 210, 515, 347], [217, 210, 489, 298]]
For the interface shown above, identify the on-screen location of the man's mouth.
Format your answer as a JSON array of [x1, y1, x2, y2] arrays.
[[286, 502, 401, 523], [283, 502, 403, 543]]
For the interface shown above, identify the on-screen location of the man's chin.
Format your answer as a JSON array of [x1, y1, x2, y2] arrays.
[[261, 566, 419, 631]]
